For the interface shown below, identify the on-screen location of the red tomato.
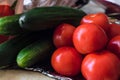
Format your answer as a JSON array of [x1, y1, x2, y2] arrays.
[[107, 35, 120, 59], [81, 50, 120, 80], [80, 13, 110, 33], [0, 5, 14, 17], [0, 5, 14, 43], [53, 23, 75, 48], [73, 23, 108, 54], [8, 36, 15, 40], [0, 35, 9, 43], [51, 46, 83, 77], [108, 23, 120, 39]]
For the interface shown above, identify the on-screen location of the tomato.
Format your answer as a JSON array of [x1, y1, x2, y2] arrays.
[[0, 5, 14, 17], [107, 35, 120, 59], [73, 23, 108, 54], [8, 36, 15, 40], [51, 46, 83, 77], [53, 23, 75, 48], [80, 13, 110, 33], [81, 50, 120, 80], [108, 23, 120, 39], [0, 4, 14, 43], [0, 35, 9, 43]]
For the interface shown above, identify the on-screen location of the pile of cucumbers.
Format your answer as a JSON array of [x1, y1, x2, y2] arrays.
[[0, 6, 86, 68]]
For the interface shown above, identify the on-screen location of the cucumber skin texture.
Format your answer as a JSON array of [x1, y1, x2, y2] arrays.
[[19, 6, 86, 31], [0, 14, 26, 35], [17, 37, 54, 68], [0, 32, 44, 68]]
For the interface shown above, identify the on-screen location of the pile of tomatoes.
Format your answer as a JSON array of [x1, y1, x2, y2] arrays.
[[50, 13, 120, 80]]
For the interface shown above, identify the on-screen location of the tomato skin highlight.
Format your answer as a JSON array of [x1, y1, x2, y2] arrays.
[[80, 13, 109, 33], [73, 23, 108, 54], [107, 35, 120, 59], [53, 23, 75, 48], [81, 50, 120, 80], [51, 46, 83, 77]]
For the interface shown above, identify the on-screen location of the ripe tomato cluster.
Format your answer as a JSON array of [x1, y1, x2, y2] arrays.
[[51, 12, 120, 80]]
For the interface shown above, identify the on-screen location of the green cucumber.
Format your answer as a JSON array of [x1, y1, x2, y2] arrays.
[[17, 35, 54, 68], [0, 14, 26, 35], [19, 6, 86, 31], [0, 31, 46, 68]]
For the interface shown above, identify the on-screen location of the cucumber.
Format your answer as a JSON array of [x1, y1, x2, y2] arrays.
[[19, 6, 86, 31], [0, 31, 47, 68], [17, 36, 54, 68], [0, 14, 26, 35]]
